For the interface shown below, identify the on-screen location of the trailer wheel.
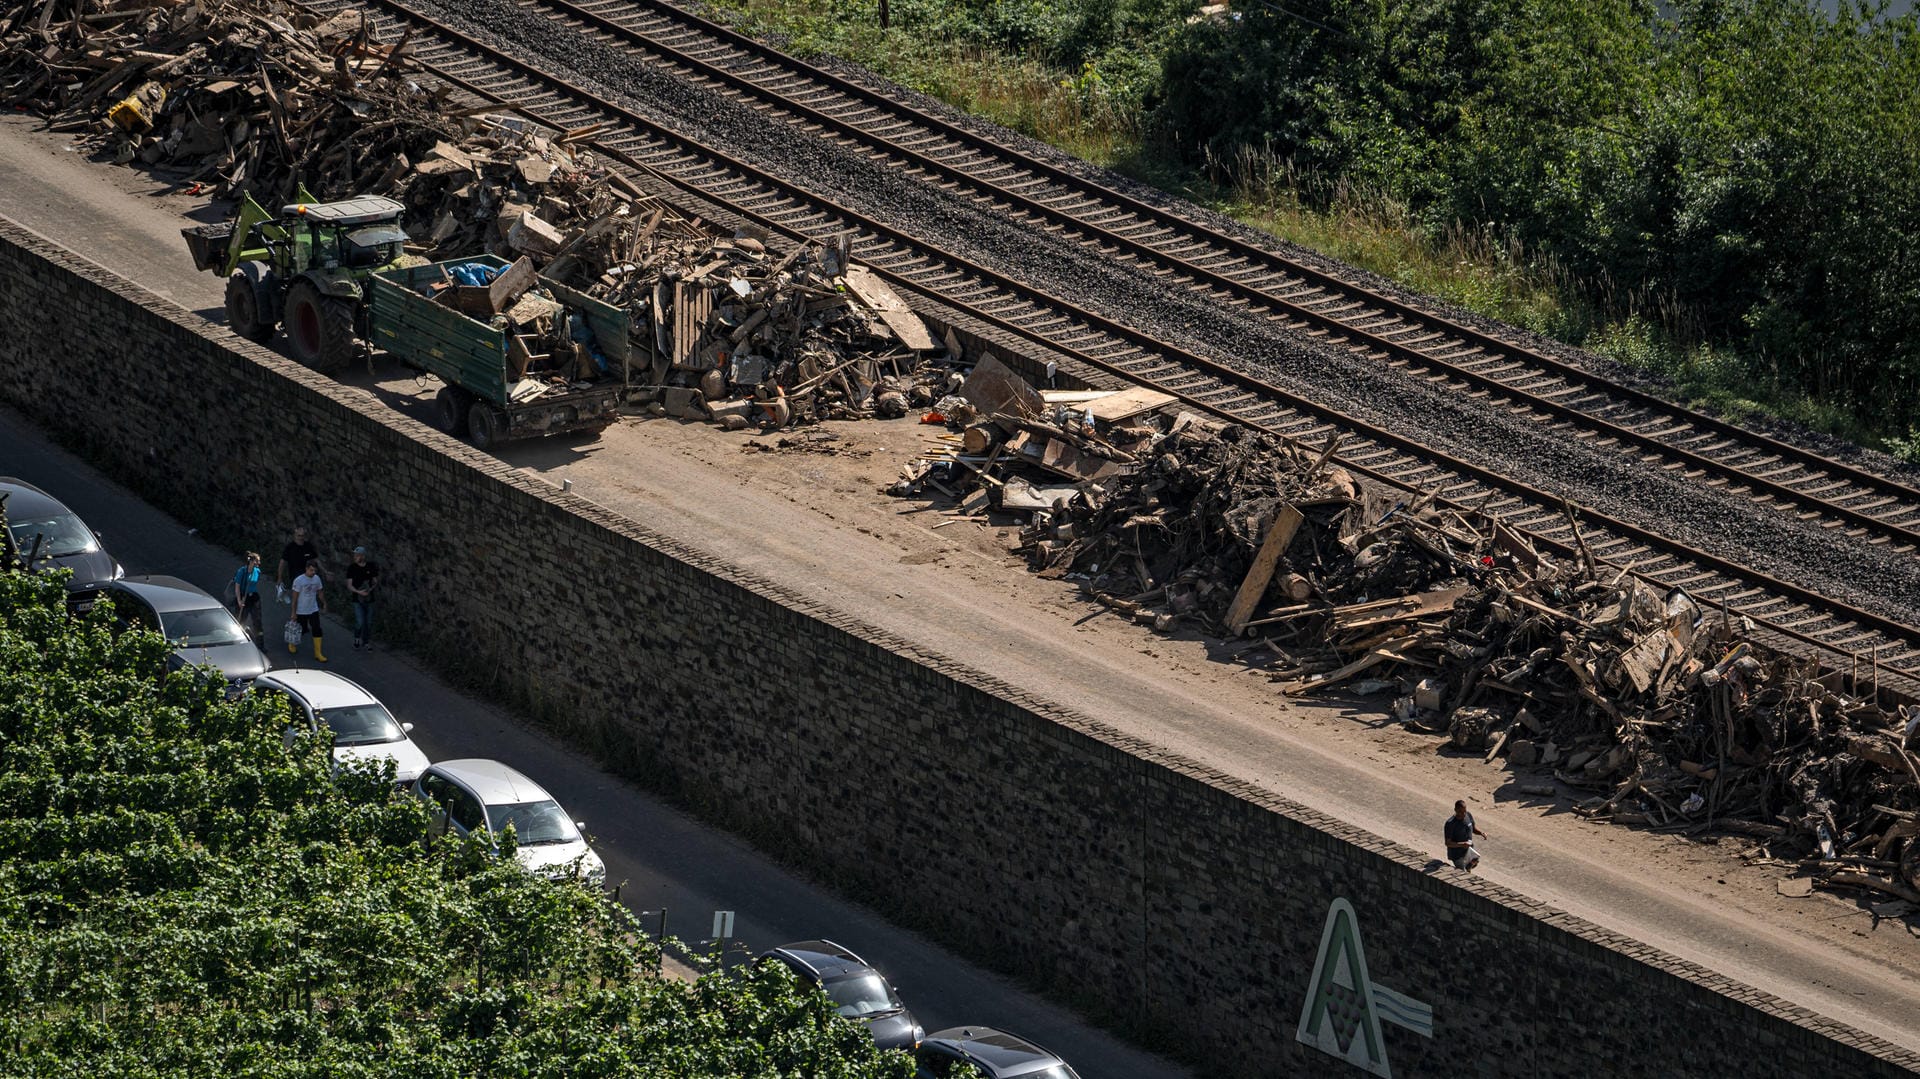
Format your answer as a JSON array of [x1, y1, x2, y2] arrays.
[[225, 267, 275, 342], [285, 280, 356, 375], [467, 402, 504, 450], [435, 386, 471, 434]]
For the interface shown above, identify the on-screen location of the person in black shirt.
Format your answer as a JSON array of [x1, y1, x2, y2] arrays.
[[277, 526, 318, 606], [1444, 800, 1487, 871], [346, 545, 380, 650]]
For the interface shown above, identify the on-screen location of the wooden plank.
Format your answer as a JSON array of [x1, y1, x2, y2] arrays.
[[1331, 586, 1472, 632], [1081, 385, 1176, 423], [959, 352, 1044, 419], [843, 265, 938, 350], [1225, 505, 1304, 635]]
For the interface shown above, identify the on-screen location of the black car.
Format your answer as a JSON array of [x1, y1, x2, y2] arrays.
[[1, 477, 121, 600], [100, 575, 270, 689], [759, 940, 923, 1050], [913, 1027, 1083, 1079]]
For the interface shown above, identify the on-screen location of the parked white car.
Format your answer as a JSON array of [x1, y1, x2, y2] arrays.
[[253, 669, 429, 785], [412, 759, 606, 887]]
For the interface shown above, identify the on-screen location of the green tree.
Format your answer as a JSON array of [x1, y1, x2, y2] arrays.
[[1155, 0, 1920, 434]]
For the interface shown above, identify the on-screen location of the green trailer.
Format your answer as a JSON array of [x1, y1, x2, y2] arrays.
[[369, 255, 627, 449]]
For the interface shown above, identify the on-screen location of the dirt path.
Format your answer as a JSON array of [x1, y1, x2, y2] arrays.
[[4, 113, 1916, 1053]]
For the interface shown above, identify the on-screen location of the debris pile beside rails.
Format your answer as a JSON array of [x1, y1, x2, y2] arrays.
[[0, 0, 953, 425], [899, 363, 1920, 908], [629, 234, 961, 428]]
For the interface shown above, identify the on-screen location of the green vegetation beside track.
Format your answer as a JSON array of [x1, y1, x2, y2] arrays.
[[706, 0, 1920, 459], [0, 567, 910, 1077]]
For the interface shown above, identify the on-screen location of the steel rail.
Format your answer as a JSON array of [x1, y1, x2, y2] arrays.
[[342, 0, 1920, 683], [512, 0, 1920, 555]]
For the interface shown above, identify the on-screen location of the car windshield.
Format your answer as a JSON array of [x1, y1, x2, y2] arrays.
[[823, 974, 899, 1019], [158, 606, 249, 648], [318, 703, 405, 747], [1014, 1068, 1081, 1079], [484, 799, 580, 845], [6, 512, 95, 558]]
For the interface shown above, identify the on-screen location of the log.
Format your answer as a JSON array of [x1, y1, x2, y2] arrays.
[[1225, 505, 1304, 636]]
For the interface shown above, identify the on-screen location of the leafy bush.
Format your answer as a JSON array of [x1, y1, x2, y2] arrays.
[[1156, 0, 1920, 435], [0, 568, 911, 1077]]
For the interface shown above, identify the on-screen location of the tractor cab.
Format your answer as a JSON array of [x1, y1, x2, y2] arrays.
[[279, 197, 409, 272]]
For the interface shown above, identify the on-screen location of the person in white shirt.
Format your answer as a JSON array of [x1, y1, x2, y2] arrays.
[[289, 558, 328, 663]]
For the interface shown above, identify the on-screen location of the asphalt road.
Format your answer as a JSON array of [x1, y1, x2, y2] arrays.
[[0, 404, 1191, 1079]]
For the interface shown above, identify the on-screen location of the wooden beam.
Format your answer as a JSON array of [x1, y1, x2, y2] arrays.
[[1225, 504, 1303, 636]]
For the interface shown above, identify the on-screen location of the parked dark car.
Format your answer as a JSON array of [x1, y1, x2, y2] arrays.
[[913, 1027, 1083, 1079], [100, 575, 269, 689], [759, 940, 923, 1051], [1, 477, 121, 602]]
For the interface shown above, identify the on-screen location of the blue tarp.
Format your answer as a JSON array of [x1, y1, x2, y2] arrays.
[[446, 262, 504, 288]]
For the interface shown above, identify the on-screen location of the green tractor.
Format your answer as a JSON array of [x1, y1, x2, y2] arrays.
[[182, 193, 413, 374]]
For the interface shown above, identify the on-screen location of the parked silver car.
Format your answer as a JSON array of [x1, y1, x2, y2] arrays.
[[913, 1027, 1083, 1079], [101, 575, 268, 689], [253, 669, 429, 786], [411, 759, 606, 886]]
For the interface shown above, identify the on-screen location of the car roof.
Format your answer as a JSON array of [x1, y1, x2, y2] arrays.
[[923, 1027, 1064, 1072], [429, 759, 554, 805], [253, 669, 380, 710], [767, 940, 869, 980], [0, 477, 66, 518], [109, 575, 222, 613]]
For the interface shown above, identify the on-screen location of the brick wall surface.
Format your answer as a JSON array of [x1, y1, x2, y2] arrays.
[[1, 216, 1912, 1078]]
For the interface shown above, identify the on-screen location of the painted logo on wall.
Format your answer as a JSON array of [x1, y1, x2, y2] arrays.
[[1297, 897, 1434, 1078]]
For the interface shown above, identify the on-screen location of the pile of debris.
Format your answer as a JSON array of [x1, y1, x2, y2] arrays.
[[0, 0, 643, 257], [899, 365, 1920, 906], [630, 235, 961, 428], [3, 3, 452, 199]]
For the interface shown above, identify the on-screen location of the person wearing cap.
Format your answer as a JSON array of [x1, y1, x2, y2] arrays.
[[345, 545, 381, 651]]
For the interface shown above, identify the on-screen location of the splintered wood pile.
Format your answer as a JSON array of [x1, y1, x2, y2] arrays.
[[904, 379, 1920, 906], [633, 234, 960, 428], [1, 1, 456, 199]]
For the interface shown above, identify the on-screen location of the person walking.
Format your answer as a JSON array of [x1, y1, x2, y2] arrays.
[[288, 558, 328, 663], [230, 551, 264, 641], [1445, 800, 1487, 871], [277, 526, 317, 608], [346, 545, 380, 650]]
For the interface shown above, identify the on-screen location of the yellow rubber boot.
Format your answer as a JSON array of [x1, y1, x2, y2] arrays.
[[312, 636, 328, 663], [287, 632, 298, 655]]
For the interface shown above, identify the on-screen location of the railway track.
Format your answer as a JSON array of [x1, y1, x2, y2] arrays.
[[511, 0, 1920, 557], [339, 0, 1920, 684]]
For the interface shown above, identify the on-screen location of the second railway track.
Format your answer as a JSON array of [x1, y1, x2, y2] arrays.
[[329, 0, 1920, 685], [507, 0, 1920, 557]]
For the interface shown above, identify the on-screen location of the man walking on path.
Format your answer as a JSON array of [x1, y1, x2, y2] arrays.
[[289, 558, 328, 663], [230, 551, 264, 641], [346, 545, 380, 650], [277, 526, 317, 609], [1445, 800, 1487, 871]]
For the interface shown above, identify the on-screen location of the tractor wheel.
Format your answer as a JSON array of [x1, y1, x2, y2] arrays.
[[466, 402, 505, 450], [435, 386, 471, 435], [225, 267, 275, 342], [284, 279, 357, 375]]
